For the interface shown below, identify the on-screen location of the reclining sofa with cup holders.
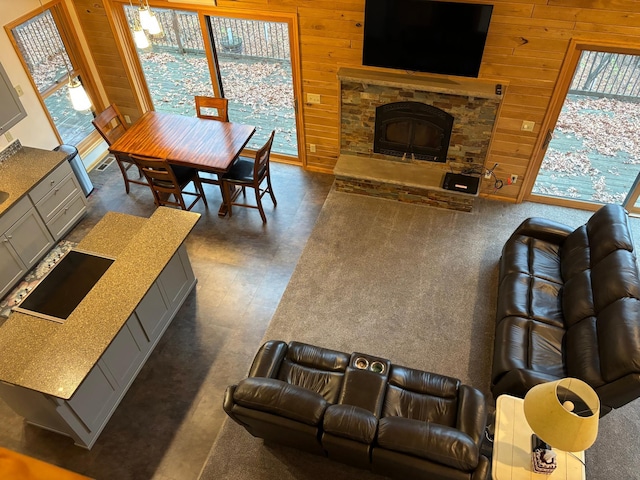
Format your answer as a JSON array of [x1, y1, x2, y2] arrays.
[[224, 340, 490, 480], [491, 204, 640, 415]]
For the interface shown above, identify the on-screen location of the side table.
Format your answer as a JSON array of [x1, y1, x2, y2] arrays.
[[492, 394, 586, 480]]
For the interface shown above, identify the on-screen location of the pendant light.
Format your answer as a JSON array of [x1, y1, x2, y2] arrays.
[[147, 12, 163, 35], [68, 77, 92, 111], [130, 0, 149, 48], [133, 25, 150, 48], [39, 1, 92, 112], [138, 1, 153, 30]]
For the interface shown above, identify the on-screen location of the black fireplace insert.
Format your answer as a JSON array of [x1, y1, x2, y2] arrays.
[[374, 101, 453, 162]]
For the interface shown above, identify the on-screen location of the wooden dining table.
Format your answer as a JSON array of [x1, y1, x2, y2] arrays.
[[109, 111, 256, 214]]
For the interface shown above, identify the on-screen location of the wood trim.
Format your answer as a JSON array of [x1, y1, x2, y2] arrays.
[[56, 1, 105, 113], [105, 0, 153, 115], [521, 37, 640, 205], [198, 12, 222, 98]]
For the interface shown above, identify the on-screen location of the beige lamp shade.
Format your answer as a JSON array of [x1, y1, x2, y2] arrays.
[[523, 378, 600, 452]]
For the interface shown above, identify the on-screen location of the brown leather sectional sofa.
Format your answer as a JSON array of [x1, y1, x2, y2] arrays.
[[224, 340, 490, 480], [491, 204, 640, 415]]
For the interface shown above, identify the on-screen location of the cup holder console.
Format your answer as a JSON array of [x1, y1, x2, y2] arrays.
[[352, 354, 388, 375]]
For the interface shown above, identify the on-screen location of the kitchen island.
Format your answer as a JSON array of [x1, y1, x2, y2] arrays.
[[0, 207, 200, 448]]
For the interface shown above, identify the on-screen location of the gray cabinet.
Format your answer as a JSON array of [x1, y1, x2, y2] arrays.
[[0, 240, 24, 299], [0, 160, 87, 297], [0, 196, 54, 298], [29, 161, 88, 241]]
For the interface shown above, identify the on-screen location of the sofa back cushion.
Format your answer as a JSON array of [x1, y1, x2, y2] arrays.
[[382, 365, 460, 428], [561, 205, 640, 386], [277, 341, 350, 404]]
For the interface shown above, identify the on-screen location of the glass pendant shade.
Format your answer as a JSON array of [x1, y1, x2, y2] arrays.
[[68, 77, 92, 112], [147, 13, 162, 35], [138, 6, 153, 30], [133, 25, 149, 48]]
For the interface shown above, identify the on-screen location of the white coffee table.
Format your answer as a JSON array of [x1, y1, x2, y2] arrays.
[[492, 395, 586, 479]]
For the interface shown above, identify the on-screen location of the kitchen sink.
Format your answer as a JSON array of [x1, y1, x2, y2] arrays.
[[0, 191, 8, 204]]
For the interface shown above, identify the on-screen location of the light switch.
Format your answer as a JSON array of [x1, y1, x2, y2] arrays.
[[124, 115, 132, 124], [5, 132, 13, 142], [307, 93, 321, 104]]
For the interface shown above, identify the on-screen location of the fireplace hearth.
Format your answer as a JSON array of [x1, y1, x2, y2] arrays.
[[374, 102, 453, 162]]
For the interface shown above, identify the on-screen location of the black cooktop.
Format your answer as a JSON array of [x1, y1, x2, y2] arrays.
[[14, 250, 114, 323]]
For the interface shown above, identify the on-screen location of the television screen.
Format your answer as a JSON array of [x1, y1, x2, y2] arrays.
[[362, 0, 493, 78]]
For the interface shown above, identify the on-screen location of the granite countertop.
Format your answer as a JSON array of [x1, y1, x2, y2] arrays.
[[0, 145, 67, 217], [0, 207, 200, 399]]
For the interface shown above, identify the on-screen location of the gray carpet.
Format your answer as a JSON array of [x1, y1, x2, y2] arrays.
[[199, 190, 640, 480]]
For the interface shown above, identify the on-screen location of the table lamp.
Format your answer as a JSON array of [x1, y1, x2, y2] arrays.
[[523, 378, 600, 474]]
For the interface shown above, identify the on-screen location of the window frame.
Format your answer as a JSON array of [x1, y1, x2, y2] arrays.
[[4, 0, 103, 150]]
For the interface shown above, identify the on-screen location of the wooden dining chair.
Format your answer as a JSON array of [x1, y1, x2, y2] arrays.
[[130, 154, 208, 211], [221, 130, 277, 223], [195, 96, 229, 122], [92, 104, 147, 194]]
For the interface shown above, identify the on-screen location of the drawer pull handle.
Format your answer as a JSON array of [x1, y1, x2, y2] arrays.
[[50, 180, 55, 185], [6, 235, 12, 240]]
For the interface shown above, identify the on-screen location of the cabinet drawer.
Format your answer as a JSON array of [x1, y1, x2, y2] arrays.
[[35, 173, 79, 223], [46, 192, 87, 241], [29, 161, 73, 204]]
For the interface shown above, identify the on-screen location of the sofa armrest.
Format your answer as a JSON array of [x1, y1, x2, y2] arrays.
[[456, 385, 487, 446], [233, 377, 329, 426], [377, 416, 479, 472], [491, 369, 561, 400], [511, 217, 574, 245], [323, 404, 378, 444], [248, 340, 288, 378]]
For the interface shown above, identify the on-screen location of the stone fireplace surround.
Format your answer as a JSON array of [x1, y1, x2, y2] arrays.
[[334, 67, 502, 211]]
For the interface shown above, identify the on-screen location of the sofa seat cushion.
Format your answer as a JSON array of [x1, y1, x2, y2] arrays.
[[233, 377, 329, 426], [377, 416, 479, 472], [493, 317, 566, 381], [323, 404, 378, 444]]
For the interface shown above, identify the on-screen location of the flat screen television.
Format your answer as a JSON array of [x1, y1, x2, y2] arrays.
[[362, 0, 493, 78]]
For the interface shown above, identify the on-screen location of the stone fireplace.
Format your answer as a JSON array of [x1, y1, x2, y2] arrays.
[[334, 67, 503, 211]]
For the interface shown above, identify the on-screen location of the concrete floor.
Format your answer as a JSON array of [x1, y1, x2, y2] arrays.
[[0, 159, 334, 479]]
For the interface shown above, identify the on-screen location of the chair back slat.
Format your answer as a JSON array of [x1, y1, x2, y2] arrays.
[[93, 104, 128, 145], [195, 96, 229, 122], [254, 130, 276, 180]]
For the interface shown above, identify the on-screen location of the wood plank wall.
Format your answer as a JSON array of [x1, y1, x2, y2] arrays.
[[72, 0, 141, 124], [75, 0, 640, 201]]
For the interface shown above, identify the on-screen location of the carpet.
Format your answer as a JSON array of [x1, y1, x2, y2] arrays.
[[0, 240, 77, 319], [199, 191, 640, 480]]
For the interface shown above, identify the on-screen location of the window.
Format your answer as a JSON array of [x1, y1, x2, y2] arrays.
[[7, 3, 96, 146]]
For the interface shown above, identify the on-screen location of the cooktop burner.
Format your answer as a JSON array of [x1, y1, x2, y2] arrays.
[[13, 249, 114, 323]]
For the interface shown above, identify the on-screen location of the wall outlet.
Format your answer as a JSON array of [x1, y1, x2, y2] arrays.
[[4, 132, 13, 142], [521, 120, 535, 132], [124, 115, 131, 124], [307, 93, 321, 104], [510, 174, 518, 184], [14, 84, 24, 97], [309, 143, 316, 153]]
